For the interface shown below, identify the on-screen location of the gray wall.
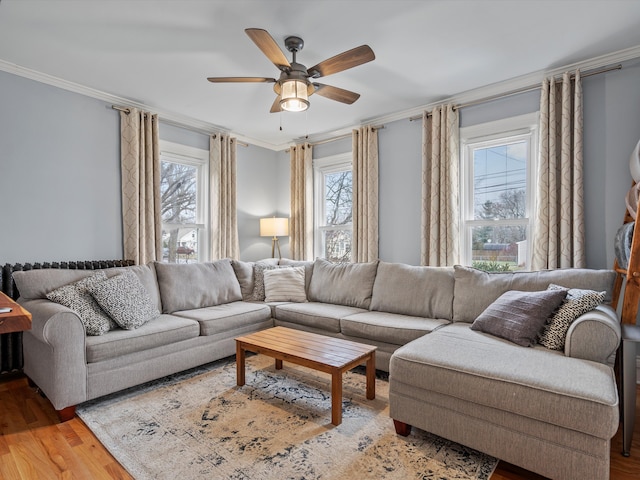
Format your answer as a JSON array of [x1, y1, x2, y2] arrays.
[[2, 58, 640, 269], [0, 70, 122, 264]]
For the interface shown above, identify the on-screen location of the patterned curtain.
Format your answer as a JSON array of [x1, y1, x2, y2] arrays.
[[120, 108, 161, 265], [531, 71, 585, 269], [352, 126, 379, 262], [210, 133, 239, 260], [290, 143, 313, 261], [421, 104, 460, 266]]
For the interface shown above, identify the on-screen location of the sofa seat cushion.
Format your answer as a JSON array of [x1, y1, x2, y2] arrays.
[[390, 323, 618, 439], [274, 302, 367, 333], [341, 311, 450, 345], [86, 314, 200, 363], [173, 301, 272, 336]]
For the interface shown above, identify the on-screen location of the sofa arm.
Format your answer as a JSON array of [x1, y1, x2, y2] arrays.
[[18, 298, 88, 411], [19, 298, 87, 345], [564, 305, 621, 365]]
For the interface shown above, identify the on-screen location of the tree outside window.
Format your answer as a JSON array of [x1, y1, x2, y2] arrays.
[[460, 114, 537, 272], [159, 141, 209, 263], [314, 153, 353, 263]]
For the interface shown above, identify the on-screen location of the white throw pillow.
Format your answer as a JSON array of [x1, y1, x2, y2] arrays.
[[263, 267, 307, 303]]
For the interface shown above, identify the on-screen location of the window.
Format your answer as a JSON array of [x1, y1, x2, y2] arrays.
[[460, 113, 538, 271], [160, 141, 209, 263], [314, 153, 353, 262]]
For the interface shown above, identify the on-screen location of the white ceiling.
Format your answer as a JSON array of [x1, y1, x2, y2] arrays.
[[2, 0, 640, 150]]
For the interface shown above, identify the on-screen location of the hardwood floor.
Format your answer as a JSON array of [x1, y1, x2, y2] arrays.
[[1, 373, 639, 479]]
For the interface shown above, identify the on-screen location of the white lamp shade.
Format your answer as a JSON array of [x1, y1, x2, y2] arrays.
[[260, 217, 289, 237]]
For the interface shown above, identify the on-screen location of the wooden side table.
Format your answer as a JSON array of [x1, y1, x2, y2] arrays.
[[620, 323, 640, 456], [0, 291, 32, 334]]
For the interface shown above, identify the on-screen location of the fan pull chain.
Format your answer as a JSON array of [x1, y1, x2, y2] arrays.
[[279, 112, 283, 131]]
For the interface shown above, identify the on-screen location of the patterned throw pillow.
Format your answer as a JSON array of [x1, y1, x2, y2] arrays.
[[470, 289, 568, 347], [264, 267, 307, 303], [249, 263, 277, 301], [88, 270, 160, 330], [538, 284, 606, 351], [46, 271, 117, 336]]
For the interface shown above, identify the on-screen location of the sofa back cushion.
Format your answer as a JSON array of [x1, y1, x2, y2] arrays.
[[154, 260, 242, 313], [12, 264, 162, 310], [453, 265, 617, 323], [13, 269, 95, 300], [370, 261, 454, 319], [231, 258, 279, 300], [308, 258, 378, 309]]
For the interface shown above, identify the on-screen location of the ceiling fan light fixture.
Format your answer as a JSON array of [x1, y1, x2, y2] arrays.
[[280, 79, 309, 112]]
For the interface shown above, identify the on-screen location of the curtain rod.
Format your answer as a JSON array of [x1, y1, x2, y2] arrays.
[[285, 125, 385, 152], [111, 105, 249, 147], [408, 63, 622, 121]]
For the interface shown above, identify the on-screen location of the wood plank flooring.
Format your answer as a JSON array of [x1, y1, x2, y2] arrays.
[[1, 372, 639, 479]]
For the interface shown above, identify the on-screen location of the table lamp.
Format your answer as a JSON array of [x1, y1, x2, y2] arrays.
[[260, 217, 289, 259]]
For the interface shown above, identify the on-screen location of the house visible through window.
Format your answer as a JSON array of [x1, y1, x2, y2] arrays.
[[160, 141, 209, 263], [460, 113, 538, 271], [314, 153, 353, 262]]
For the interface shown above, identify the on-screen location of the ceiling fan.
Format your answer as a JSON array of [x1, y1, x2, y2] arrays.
[[207, 28, 375, 113]]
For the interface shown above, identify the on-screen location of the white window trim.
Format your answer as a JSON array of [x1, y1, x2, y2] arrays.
[[313, 152, 352, 260], [459, 113, 539, 269], [159, 140, 210, 262]]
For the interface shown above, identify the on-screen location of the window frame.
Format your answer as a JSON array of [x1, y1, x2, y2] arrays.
[[459, 113, 539, 270], [159, 140, 210, 263], [313, 152, 353, 261]]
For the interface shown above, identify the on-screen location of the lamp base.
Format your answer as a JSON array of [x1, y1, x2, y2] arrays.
[[271, 237, 282, 259]]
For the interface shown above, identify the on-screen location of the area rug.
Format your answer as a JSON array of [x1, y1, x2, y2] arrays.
[[77, 354, 497, 479]]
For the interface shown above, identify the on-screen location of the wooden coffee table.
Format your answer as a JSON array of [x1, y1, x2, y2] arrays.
[[235, 326, 376, 425]]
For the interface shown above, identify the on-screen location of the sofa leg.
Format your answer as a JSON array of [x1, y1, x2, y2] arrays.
[[393, 419, 412, 436], [56, 406, 76, 422]]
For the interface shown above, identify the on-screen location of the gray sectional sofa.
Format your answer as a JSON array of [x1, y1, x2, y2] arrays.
[[13, 257, 621, 480]]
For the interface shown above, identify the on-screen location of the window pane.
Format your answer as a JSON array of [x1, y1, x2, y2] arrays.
[[162, 226, 198, 263], [321, 229, 352, 263], [473, 141, 526, 220], [161, 161, 197, 224], [471, 225, 527, 271], [325, 171, 352, 226]]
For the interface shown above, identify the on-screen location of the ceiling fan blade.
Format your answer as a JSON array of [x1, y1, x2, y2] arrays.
[[207, 77, 276, 83], [307, 45, 375, 78], [245, 28, 291, 71], [270, 96, 282, 113], [313, 83, 360, 104]]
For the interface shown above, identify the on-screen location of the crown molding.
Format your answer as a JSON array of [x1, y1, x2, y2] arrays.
[[360, 44, 640, 128], [2, 43, 640, 152]]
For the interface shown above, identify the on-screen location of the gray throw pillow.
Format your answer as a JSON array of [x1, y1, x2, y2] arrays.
[[249, 263, 277, 301], [538, 284, 606, 351], [46, 271, 117, 336], [88, 270, 160, 329], [470, 289, 568, 347]]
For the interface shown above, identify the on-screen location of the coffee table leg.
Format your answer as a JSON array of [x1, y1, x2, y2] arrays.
[[275, 359, 283, 370], [236, 341, 245, 386], [366, 352, 376, 400], [331, 371, 342, 426]]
